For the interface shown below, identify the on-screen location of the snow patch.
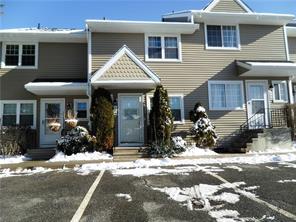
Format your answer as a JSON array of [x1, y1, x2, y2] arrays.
[[48, 151, 112, 162], [224, 165, 243, 172], [115, 193, 132, 202], [0, 167, 54, 178], [209, 209, 240, 221], [176, 146, 218, 157], [0, 155, 31, 164], [277, 179, 296, 183]]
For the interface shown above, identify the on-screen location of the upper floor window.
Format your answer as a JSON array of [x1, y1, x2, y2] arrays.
[[145, 35, 181, 61], [1, 43, 38, 69], [272, 81, 288, 103], [206, 25, 240, 49], [208, 81, 244, 110], [0, 101, 36, 128]]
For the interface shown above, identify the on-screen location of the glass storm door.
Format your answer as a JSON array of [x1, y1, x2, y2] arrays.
[[119, 95, 144, 146], [40, 99, 65, 147], [246, 82, 268, 129]]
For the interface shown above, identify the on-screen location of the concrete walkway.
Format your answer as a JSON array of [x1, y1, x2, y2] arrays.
[[1, 151, 296, 170]]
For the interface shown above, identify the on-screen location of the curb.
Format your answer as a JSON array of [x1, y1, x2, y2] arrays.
[[1, 151, 296, 170]]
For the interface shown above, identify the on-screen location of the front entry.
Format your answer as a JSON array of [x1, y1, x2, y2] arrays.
[[118, 94, 144, 146], [40, 98, 65, 147], [246, 81, 269, 129]]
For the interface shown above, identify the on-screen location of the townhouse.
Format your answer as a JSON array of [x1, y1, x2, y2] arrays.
[[0, 0, 295, 150]]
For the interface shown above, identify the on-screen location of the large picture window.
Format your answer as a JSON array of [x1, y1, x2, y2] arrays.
[[208, 81, 244, 110], [146, 35, 181, 61], [0, 101, 36, 127], [206, 25, 239, 49], [1, 43, 38, 68]]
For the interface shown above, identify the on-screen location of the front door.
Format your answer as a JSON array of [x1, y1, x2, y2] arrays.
[[118, 94, 144, 146], [246, 81, 269, 129], [40, 99, 65, 147]]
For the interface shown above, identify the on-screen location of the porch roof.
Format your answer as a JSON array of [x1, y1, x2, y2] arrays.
[[91, 45, 161, 89], [236, 60, 296, 78], [24, 78, 87, 95]]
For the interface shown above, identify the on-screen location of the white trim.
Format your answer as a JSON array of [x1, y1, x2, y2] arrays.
[[283, 25, 290, 61], [0, 100, 37, 129], [204, 24, 241, 50], [86, 24, 92, 128], [144, 34, 182, 62], [272, 80, 289, 103], [117, 93, 144, 147], [203, 0, 253, 13], [40, 98, 65, 148], [208, 80, 245, 111], [1, 42, 38, 69], [288, 78, 294, 104], [91, 45, 161, 84], [286, 26, 296, 37], [146, 93, 185, 124], [73, 99, 90, 121]]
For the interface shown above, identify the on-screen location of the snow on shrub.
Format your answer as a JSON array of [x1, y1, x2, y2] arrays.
[[57, 126, 97, 156], [172, 136, 187, 153], [189, 103, 218, 148]]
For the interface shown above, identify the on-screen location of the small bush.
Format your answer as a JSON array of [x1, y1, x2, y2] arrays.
[[57, 126, 97, 156], [189, 103, 218, 148], [91, 88, 114, 152], [0, 126, 36, 156]]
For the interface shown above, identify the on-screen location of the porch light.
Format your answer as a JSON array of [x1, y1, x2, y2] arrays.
[[269, 84, 274, 90]]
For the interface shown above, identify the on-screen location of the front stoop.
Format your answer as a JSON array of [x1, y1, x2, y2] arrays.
[[26, 148, 56, 160], [113, 147, 149, 161]]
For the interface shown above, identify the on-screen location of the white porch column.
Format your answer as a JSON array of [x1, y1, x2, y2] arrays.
[[288, 77, 294, 104]]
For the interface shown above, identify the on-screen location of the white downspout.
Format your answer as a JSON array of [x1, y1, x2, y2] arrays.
[[288, 77, 294, 104], [86, 24, 92, 128]]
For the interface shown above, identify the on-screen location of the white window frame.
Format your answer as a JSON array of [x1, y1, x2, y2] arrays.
[[272, 80, 289, 103], [73, 99, 89, 121], [204, 24, 241, 50], [0, 100, 37, 128], [145, 34, 182, 62], [1, 42, 38, 69], [208, 80, 245, 111], [146, 94, 185, 124]]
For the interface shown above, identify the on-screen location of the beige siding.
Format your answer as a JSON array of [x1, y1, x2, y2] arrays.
[[91, 25, 287, 143], [288, 37, 296, 62], [210, 0, 248, 13], [0, 43, 87, 100], [101, 54, 150, 80]]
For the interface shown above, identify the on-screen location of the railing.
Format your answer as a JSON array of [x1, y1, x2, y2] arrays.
[[240, 108, 288, 132]]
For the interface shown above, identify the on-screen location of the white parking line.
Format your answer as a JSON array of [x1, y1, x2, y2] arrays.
[[71, 170, 105, 222], [203, 169, 296, 221]]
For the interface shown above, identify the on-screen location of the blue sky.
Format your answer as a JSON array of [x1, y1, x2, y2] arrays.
[[0, 0, 295, 29]]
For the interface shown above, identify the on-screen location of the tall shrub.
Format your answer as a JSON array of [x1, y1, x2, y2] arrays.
[[149, 85, 174, 146], [189, 102, 218, 148], [91, 88, 114, 152]]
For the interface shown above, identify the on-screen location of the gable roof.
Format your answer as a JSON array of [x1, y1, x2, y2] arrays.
[[203, 0, 253, 13], [91, 45, 161, 85]]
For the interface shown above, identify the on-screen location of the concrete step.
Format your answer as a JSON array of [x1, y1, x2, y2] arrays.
[[27, 148, 56, 160]]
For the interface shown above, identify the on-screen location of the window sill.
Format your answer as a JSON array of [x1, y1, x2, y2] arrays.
[[205, 47, 240, 51], [1, 65, 38, 70], [273, 100, 288, 104], [145, 58, 182, 63]]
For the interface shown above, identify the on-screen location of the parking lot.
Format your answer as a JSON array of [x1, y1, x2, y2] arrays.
[[1, 161, 296, 222]]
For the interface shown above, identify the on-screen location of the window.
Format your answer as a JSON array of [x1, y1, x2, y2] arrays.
[[208, 81, 244, 110], [146, 35, 181, 61], [272, 81, 288, 102], [206, 25, 239, 49], [147, 94, 184, 124], [1, 43, 38, 68], [74, 99, 89, 120], [0, 101, 36, 127]]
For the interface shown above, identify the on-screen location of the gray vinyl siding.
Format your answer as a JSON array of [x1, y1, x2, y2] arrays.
[[288, 37, 296, 62], [91, 24, 287, 143], [210, 0, 248, 13], [0, 43, 87, 100]]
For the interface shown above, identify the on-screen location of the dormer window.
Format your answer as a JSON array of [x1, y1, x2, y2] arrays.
[[1, 43, 38, 69], [205, 25, 240, 50], [145, 35, 182, 62]]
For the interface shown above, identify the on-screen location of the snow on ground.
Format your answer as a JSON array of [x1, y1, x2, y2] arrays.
[[0, 155, 31, 164], [277, 179, 296, 183], [224, 165, 243, 172], [152, 182, 260, 221], [176, 146, 218, 157], [248, 144, 296, 155], [48, 151, 112, 162], [115, 193, 132, 202]]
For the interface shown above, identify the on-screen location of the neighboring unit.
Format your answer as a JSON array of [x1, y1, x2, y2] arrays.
[[0, 0, 295, 152]]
